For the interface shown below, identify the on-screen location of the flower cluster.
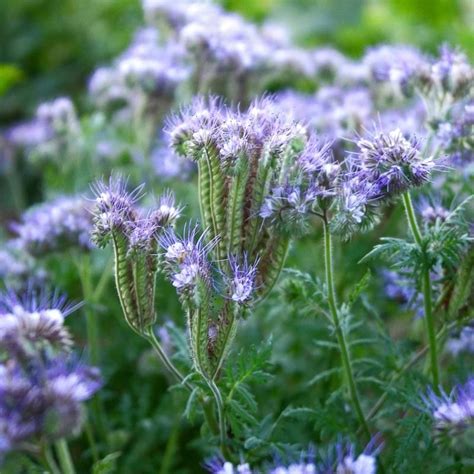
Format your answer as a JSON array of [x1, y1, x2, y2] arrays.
[[355, 128, 435, 196], [0, 291, 101, 455], [423, 378, 474, 442], [205, 439, 381, 474], [11, 196, 93, 256], [91, 176, 181, 332], [0, 241, 47, 290], [5, 97, 79, 162]]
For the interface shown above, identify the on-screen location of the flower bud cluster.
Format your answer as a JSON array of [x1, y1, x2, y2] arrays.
[[91, 176, 181, 332], [11, 196, 93, 256], [0, 291, 101, 455]]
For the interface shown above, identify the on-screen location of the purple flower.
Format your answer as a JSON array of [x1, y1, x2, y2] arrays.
[[0, 358, 101, 450], [0, 240, 47, 290], [446, 323, 474, 356], [0, 289, 79, 355], [159, 225, 216, 296], [363, 44, 429, 94], [423, 378, 474, 432], [11, 196, 93, 256], [226, 255, 258, 304], [90, 176, 143, 246], [356, 128, 435, 195], [430, 45, 473, 99]]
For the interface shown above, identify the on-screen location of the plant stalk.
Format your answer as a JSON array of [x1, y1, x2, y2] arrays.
[[206, 377, 230, 459], [402, 191, 440, 390], [323, 217, 371, 440], [54, 439, 76, 474], [145, 329, 220, 437]]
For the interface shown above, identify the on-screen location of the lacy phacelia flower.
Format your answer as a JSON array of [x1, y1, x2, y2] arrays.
[[429, 45, 473, 100], [205, 439, 381, 473], [159, 226, 214, 298], [0, 290, 101, 455], [424, 378, 474, 434], [90, 176, 143, 247], [0, 359, 101, 452], [12, 196, 93, 256], [0, 241, 47, 290], [446, 323, 474, 356], [356, 128, 435, 196], [363, 44, 429, 95], [226, 255, 258, 304], [436, 102, 474, 166]]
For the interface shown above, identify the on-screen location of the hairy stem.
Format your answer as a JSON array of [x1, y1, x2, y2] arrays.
[[323, 218, 371, 440], [145, 328, 192, 390], [206, 377, 231, 459], [54, 439, 76, 474], [145, 328, 220, 437], [402, 191, 440, 390]]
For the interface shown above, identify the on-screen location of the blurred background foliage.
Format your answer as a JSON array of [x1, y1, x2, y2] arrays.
[[1, 0, 472, 124]]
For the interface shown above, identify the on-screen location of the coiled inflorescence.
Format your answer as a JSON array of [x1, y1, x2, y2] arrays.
[[90, 176, 181, 333], [0, 290, 101, 455]]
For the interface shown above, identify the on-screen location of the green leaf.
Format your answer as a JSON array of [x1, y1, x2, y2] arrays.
[[92, 452, 121, 474]]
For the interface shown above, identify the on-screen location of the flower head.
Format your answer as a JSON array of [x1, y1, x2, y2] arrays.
[[12, 196, 93, 256], [226, 255, 258, 304], [356, 128, 435, 195], [423, 378, 474, 434]]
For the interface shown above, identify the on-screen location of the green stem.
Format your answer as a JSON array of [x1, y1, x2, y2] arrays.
[[206, 378, 230, 459], [54, 439, 76, 474], [323, 218, 371, 440], [43, 445, 61, 474], [402, 191, 440, 391], [145, 328, 193, 390]]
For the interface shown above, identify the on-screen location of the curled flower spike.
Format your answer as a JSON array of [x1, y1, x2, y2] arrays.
[[90, 176, 181, 333], [90, 175, 143, 247], [356, 128, 435, 195]]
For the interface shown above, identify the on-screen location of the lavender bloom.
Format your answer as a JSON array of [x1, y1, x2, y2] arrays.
[[90, 176, 143, 247], [446, 323, 474, 356], [363, 44, 429, 95], [429, 45, 473, 100], [12, 196, 93, 256], [117, 28, 189, 96], [417, 198, 450, 225], [36, 97, 79, 133], [226, 255, 258, 304], [5, 119, 53, 150], [0, 241, 47, 290], [356, 128, 435, 196], [159, 226, 215, 297], [0, 290, 101, 453], [423, 378, 474, 434], [205, 458, 252, 474], [0, 358, 101, 450], [436, 101, 474, 166], [205, 439, 381, 473], [151, 144, 195, 181]]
